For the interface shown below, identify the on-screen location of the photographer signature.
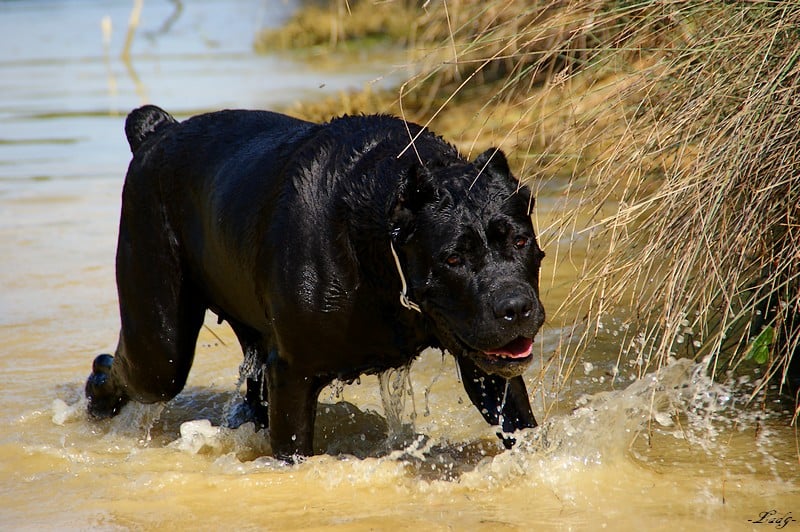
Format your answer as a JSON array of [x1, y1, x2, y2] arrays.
[[749, 510, 797, 529]]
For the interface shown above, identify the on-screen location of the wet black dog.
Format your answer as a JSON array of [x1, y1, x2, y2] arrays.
[[85, 105, 545, 460]]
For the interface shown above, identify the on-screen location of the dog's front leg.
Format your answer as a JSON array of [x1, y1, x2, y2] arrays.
[[266, 358, 322, 461], [456, 354, 537, 448]]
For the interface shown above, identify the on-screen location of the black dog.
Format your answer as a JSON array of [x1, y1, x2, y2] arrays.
[[85, 105, 546, 460]]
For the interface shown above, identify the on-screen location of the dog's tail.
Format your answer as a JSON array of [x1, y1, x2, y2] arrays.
[[124, 105, 178, 154]]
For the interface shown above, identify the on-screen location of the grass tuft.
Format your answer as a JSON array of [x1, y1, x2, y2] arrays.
[[255, 0, 418, 51]]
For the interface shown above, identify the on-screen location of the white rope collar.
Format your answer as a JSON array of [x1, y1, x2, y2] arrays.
[[389, 241, 422, 313]]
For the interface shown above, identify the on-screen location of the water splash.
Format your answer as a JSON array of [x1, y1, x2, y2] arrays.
[[536, 358, 751, 457], [51, 394, 166, 442], [454, 356, 788, 491], [51, 353, 790, 492], [51, 397, 86, 426], [421, 349, 447, 418], [378, 364, 415, 446], [169, 419, 271, 460], [326, 379, 347, 401], [224, 343, 268, 428], [108, 402, 166, 443]]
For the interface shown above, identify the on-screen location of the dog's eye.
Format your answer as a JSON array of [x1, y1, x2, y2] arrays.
[[445, 254, 463, 267], [513, 236, 529, 249]]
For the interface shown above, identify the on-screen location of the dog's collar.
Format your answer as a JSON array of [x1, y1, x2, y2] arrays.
[[389, 241, 422, 313]]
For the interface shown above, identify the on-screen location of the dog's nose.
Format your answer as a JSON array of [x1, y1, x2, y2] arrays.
[[493, 294, 533, 323]]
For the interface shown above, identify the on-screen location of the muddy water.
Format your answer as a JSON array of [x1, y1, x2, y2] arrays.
[[1, 1, 798, 530]]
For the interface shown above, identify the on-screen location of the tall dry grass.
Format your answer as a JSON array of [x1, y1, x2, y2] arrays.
[[268, 1, 800, 409], [398, 1, 800, 408], [255, 0, 417, 50]]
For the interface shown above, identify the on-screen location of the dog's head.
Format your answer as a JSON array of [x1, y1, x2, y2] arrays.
[[390, 148, 545, 378]]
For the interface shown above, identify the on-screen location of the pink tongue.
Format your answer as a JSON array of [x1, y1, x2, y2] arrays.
[[486, 337, 533, 359]]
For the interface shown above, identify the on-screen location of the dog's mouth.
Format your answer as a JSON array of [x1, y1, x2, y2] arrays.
[[429, 310, 538, 377], [472, 336, 534, 378], [484, 336, 533, 360], [446, 332, 534, 378]]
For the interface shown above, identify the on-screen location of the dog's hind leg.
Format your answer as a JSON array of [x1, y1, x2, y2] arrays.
[[86, 189, 206, 418], [456, 354, 537, 449], [227, 320, 270, 429]]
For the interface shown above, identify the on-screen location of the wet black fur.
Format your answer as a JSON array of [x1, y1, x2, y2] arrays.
[[85, 105, 545, 460]]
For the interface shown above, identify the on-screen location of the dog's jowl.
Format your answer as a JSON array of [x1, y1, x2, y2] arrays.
[[85, 105, 546, 460]]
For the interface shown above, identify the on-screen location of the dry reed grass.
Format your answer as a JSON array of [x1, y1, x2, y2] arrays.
[[401, 1, 800, 409], [268, 1, 800, 411], [255, 0, 417, 51]]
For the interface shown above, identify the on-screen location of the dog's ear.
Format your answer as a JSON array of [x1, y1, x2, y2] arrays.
[[390, 165, 437, 239], [475, 148, 534, 213], [474, 148, 514, 182]]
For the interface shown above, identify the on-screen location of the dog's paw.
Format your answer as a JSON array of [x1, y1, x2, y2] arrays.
[[85, 354, 128, 418]]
